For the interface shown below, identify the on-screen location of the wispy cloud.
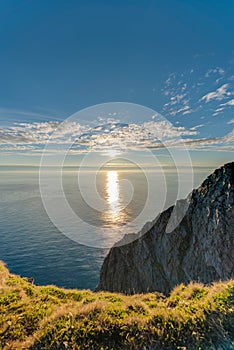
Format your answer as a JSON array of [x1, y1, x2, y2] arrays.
[[161, 60, 234, 124], [200, 84, 231, 103], [189, 124, 205, 131], [205, 67, 225, 78], [0, 108, 52, 120], [156, 129, 234, 150], [0, 107, 64, 123], [221, 99, 234, 107]]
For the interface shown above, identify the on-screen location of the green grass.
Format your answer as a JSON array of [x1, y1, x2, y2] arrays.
[[0, 261, 233, 349]]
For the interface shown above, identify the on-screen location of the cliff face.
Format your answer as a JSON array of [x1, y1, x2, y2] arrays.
[[97, 162, 234, 295]]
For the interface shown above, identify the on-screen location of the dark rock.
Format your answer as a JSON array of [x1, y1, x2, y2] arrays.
[[97, 162, 234, 294], [26, 277, 34, 284]]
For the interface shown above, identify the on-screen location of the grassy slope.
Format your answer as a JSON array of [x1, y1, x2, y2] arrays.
[[0, 261, 233, 350]]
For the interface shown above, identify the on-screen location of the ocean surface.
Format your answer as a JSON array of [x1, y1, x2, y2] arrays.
[[0, 165, 215, 290]]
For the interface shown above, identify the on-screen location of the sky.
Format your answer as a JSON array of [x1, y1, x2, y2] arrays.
[[0, 0, 234, 166]]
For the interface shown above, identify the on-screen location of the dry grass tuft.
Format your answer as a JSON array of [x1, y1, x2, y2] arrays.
[[0, 261, 233, 349]]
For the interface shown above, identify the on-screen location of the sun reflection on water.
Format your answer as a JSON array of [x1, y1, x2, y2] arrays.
[[106, 171, 120, 219], [102, 169, 132, 227]]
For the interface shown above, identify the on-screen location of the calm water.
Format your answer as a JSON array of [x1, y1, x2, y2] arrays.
[[0, 166, 214, 290]]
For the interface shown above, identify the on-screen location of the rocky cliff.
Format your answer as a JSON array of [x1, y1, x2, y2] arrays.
[[97, 162, 234, 294]]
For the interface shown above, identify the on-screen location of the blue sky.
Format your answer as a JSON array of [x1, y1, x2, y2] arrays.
[[0, 0, 234, 165]]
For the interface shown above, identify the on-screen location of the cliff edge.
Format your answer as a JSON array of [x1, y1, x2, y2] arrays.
[[97, 162, 234, 294]]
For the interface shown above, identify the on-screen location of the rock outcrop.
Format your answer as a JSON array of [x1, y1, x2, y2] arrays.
[[97, 162, 234, 294]]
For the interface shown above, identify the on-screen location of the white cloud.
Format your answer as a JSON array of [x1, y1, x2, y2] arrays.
[[171, 94, 187, 102], [200, 84, 231, 103], [212, 107, 225, 116], [190, 124, 205, 131], [0, 119, 199, 154], [166, 131, 234, 150], [205, 67, 225, 78], [1, 118, 234, 152], [168, 105, 193, 117], [223, 129, 234, 143], [221, 99, 234, 107], [0, 121, 88, 145]]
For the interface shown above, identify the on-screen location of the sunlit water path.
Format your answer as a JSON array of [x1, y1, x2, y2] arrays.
[[0, 166, 213, 289]]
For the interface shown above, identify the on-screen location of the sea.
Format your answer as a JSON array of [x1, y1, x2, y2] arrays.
[[0, 165, 215, 290]]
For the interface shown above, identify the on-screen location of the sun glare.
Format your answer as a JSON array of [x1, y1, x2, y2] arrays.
[[105, 149, 120, 157]]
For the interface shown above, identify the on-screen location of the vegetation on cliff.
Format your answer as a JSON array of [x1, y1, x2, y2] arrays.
[[0, 261, 233, 349]]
